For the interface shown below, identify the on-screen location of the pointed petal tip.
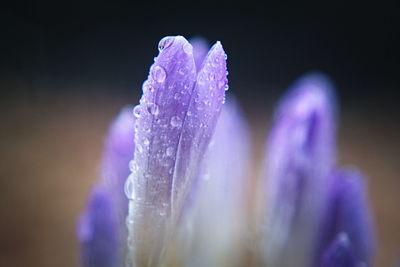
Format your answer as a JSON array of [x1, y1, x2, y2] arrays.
[[107, 105, 135, 155]]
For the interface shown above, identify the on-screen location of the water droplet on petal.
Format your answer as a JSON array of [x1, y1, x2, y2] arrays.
[[129, 160, 138, 172], [133, 105, 141, 118], [158, 37, 174, 52], [178, 67, 187, 76], [143, 138, 150, 146], [224, 84, 229, 91], [137, 144, 143, 153], [183, 43, 193, 54], [170, 116, 182, 128], [166, 146, 174, 156], [147, 103, 160, 115], [152, 65, 167, 83], [125, 174, 135, 199]]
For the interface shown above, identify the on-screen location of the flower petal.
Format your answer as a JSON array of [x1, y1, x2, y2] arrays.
[[264, 73, 336, 266], [180, 95, 250, 267], [171, 41, 228, 220], [320, 232, 356, 267], [77, 107, 135, 267], [78, 187, 120, 267], [190, 37, 209, 71], [126, 36, 227, 266], [318, 168, 375, 265]]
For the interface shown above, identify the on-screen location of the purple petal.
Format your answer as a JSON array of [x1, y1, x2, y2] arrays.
[[318, 168, 375, 265], [171, 40, 228, 219], [126, 36, 227, 266], [180, 95, 250, 266], [77, 187, 120, 267], [77, 107, 135, 267], [320, 232, 356, 267], [264, 73, 336, 266], [190, 37, 209, 71]]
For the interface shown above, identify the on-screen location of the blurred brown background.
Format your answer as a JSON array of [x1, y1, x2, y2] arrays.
[[1, 1, 399, 266]]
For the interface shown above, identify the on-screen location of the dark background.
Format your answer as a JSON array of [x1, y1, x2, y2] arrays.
[[0, 1, 399, 266]]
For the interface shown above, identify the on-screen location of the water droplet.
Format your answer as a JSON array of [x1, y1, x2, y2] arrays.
[[125, 217, 134, 228], [208, 72, 215, 81], [151, 65, 167, 83], [133, 105, 141, 118], [158, 37, 174, 52], [170, 116, 182, 128], [137, 144, 143, 153], [224, 84, 229, 91], [142, 81, 154, 93], [147, 103, 160, 115], [184, 83, 191, 90], [178, 67, 186, 75], [143, 138, 150, 146], [166, 146, 174, 157], [124, 174, 135, 199], [187, 110, 193, 116], [129, 160, 137, 172], [173, 93, 180, 100], [183, 42, 193, 54]]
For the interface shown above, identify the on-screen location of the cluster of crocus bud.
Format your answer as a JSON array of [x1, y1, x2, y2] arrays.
[[77, 36, 375, 267]]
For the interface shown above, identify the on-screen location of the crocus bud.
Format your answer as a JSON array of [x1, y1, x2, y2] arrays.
[[77, 107, 135, 267], [320, 232, 356, 267], [318, 168, 375, 265], [126, 36, 227, 266], [263, 73, 336, 267]]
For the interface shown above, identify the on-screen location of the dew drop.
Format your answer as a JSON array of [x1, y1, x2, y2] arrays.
[[143, 138, 150, 146], [129, 160, 137, 172], [208, 72, 215, 81], [173, 93, 180, 100], [124, 174, 135, 199], [224, 84, 229, 91], [137, 144, 143, 153], [147, 103, 160, 116], [166, 146, 174, 157], [183, 42, 193, 54], [125, 217, 134, 228], [158, 37, 174, 52], [142, 81, 154, 93], [152, 65, 167, 83], [170, 116, 182, 128], [178, 67, 186, 76], [133, 105, 141, 118]]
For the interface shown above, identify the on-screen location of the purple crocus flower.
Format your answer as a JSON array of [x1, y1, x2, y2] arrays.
[[319, 168, 375, 266], [180, 96, 251, 267], [263, 73, 375, 267], [77, 107, 135, 267], [125, 36, 228, 266], [77, 36, 376, 267], [320, 232, 356, 267]]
